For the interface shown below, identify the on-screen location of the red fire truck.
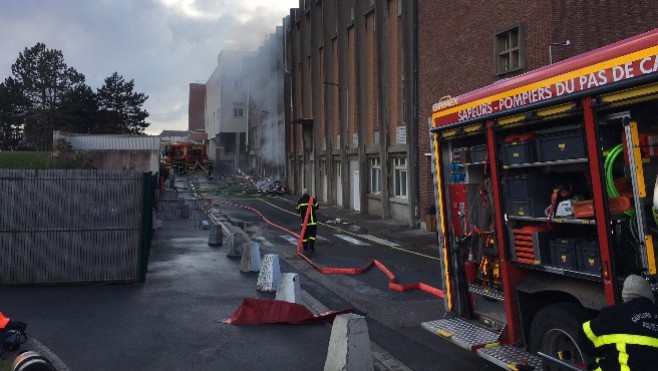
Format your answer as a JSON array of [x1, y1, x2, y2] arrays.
[[163, 142, 209, 174], [425, 29, 658, 369]]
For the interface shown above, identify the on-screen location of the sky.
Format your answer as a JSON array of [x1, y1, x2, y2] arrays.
[[0, 0, 299, 135]]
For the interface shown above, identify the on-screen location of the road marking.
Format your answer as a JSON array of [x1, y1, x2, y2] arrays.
[[253, 236, 273, 246], [254, 198, 438, 260], [279, 234, 328, 245], [361, 235, 399, 248], [280, 235, 299, 245], [335, 234, 370, 246]]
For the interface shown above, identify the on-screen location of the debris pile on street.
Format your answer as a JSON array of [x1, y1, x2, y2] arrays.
[[254, 177, 288, 195], [212, 174, 258, 195], [325, 217, 353, 225]]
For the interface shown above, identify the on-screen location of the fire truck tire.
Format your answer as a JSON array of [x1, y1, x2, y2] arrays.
[[528, 303, 591, 369]]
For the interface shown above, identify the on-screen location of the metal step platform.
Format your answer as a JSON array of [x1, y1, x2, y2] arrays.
[[422, 318, 545, 370], [421, 318, 500, 351], [477, 344, 544, 370]]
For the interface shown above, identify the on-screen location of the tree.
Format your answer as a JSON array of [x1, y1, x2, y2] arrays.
[[0, 78, 29, 150], [96, 72, 150, 135], [10, 42, 86, 150], [56, 83, 99, 134]]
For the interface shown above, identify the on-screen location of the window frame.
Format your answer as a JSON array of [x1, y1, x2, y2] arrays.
[[369, 157, 381, 194], [393, 157, 407, 198], [233, 102, 245, 118], [494, 24, 524, 75]]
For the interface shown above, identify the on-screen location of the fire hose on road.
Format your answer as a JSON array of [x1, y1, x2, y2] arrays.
[[215, 197, 444, 299]]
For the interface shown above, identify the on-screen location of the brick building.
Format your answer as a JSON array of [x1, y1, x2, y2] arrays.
[[417, 1, 658, 226], [285, 0, 417, 225], [188, 83, 205, 132], [277, 1, 658, 227]]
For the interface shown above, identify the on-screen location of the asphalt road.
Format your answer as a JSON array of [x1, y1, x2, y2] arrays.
[[199, 177, 491, 371], [0, 175, 491, 370]]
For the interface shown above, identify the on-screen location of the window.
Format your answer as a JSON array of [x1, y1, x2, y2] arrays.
[[233, 102, 244, 117], [495, 25, 524, 75], [370, 158, 381, 194], [393, 158, 407, 198]]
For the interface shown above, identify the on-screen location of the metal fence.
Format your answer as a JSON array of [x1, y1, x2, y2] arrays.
[[0, 169, 153, 285]]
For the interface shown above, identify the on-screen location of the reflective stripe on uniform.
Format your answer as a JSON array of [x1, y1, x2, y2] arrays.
[[298, 202, 317, 224], [593, 333, 658, 348], [616, 343, 629, 371], [583, 320, 658, 371]]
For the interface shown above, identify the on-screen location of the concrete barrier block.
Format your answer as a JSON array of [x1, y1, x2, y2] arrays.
[[324, 314, 373, 371], [256, 254, 281, 292], [226, 232, 245, 257], [207, 225, 223, 247], [240, 242, 261, 272], [275, 273, 300, 303]]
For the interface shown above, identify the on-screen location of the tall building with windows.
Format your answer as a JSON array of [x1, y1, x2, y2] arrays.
[[205, 49, 257, 170], [283, 0, 658, 228], [285, 0, 417, 225]]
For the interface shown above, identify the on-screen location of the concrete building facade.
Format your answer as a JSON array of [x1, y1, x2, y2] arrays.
[[205, 49, 257, 171], [285, 0, 417, 226], [416, 1, 658, 226]]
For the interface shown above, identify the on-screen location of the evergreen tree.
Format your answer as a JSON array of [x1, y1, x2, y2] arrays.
[[0, 78, 29, 149], [96, 72, 150, 135], [57, 83, 99, 134], [10, 42, 85, 150]]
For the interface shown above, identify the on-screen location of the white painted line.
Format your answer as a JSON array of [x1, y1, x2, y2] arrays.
[[335, 234, 370, 246], [280, 235, 299, 245], [280, 234, 328, 245], [361, 234, 400, 248], [253, 236, 273, 247]]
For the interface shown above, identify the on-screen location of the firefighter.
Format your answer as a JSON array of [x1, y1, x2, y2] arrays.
[[296, 188, 319, 251], [579, 275, 658, 371]]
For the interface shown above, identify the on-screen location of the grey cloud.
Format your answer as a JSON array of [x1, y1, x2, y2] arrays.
[[0, 0, 296, 134]]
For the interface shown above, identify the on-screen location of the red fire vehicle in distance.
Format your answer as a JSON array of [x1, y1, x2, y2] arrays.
[[163, 141, 209, 174]]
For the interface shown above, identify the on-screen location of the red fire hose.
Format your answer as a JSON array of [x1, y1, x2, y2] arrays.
[[218, 198, 444, 298]]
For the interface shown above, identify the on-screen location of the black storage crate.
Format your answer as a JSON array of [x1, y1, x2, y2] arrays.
[[470, 144, 487, 163], [452, 147, 471, 164], [503, 174, 552, 200], [506, 198, 547, 217], [501, 140, 536, 165], [576, 240, 601, 275], [549, 238, 578, 270], [536, 131, 586, 161]]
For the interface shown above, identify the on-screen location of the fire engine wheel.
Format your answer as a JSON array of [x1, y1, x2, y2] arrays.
[[528, 303, 591, 370]]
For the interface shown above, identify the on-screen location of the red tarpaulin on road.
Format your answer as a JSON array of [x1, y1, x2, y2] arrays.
[[220, 298, 352, 325]]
